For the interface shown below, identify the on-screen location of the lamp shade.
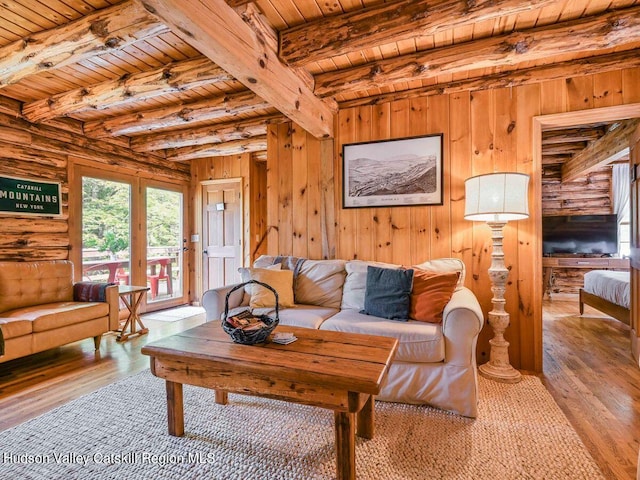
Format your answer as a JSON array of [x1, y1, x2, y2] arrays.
[[464, 172, 530, 222]]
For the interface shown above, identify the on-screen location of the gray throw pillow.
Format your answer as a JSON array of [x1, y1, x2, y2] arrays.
[[360, 266, 414, 320]]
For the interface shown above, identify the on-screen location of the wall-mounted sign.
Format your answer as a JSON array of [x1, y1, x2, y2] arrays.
[[0, 175, 62, 216]]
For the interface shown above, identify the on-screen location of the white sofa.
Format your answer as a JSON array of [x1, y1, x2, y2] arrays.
[[202, 255, 484, 417]]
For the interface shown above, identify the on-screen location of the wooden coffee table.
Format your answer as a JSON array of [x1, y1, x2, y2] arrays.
[[141, 322, 397, 480]]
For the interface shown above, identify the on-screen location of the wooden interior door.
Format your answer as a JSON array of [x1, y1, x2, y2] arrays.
[[202, 180, 243, 291], [630, 123, 640, 366]]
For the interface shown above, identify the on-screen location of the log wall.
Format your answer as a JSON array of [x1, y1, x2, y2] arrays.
[[542, 165, 614, 294], [0, 107, 190, 263], [267, 67, 640, 372]]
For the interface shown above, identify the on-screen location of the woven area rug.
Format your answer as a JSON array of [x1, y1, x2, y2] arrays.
[[0, 370, 604, 480]]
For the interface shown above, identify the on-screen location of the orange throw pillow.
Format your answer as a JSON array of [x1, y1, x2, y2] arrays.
[[409, 270, 460, 323]]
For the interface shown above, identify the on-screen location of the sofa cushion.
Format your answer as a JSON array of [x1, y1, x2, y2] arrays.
[[239, 267, 294, 308], [410, 270, 460, 323], [341, 260, 401, 311], [295, 259, 346, 309], [2, 302, 109, 332], [361, 266, 413, 320], [0, 318, 33, 339], [0, 260, 74, 313], [413, 258, 466, 289], [320, 309, 445, 363]]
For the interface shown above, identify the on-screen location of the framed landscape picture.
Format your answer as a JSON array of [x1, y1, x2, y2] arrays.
[[342, 134, 443, 208]]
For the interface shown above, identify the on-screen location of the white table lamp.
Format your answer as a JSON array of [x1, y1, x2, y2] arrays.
[[464, 172, 530, 383]]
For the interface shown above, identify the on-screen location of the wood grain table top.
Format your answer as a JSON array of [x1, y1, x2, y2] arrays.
[[142, 322, 398, 396]]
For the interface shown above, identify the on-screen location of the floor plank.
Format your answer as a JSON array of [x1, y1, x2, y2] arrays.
[[0, 303, 639, 479], [0, 314, 205, 431], [541, 298, 640, 480]]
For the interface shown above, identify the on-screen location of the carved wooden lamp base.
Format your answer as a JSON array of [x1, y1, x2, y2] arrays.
[[478, 335, 522, 384], [478, 221, 523, 384], [463, 172, 530, 386]]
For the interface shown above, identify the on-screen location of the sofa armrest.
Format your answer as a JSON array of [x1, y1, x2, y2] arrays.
[[73, 282, 120, 332], [442, 287, 484, 367], [202, 284, 246, 321]]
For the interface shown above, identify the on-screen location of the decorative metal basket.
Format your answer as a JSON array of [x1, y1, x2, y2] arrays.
[[222, 280, 279, 345]]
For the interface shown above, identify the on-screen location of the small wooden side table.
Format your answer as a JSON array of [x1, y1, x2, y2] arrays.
[[117, 285, 150, 342]]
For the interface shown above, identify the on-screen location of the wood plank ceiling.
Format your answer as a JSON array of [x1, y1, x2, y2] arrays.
[[0, 0, 639, 165]]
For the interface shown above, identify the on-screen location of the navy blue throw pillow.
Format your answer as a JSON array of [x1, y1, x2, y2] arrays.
[[360, 266, 414, 320]]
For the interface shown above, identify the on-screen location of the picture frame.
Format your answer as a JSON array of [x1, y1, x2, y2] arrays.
[[342, 134, 443, 208]]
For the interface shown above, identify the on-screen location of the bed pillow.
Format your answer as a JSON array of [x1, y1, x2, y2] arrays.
[[239, 267, 294, 308], [409, 269, 460, 323], [360, 266, 414, 320]]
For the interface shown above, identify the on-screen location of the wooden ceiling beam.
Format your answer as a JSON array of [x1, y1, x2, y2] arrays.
[[22, 56, 233, 123], [83, 90, 270, 138], [166, 135, 267, 161], [562, 120, 640, 183], [141, 0, 335, 138], [315, 6, 640, 97], [337, 50, 640, 108], [130, 113, 284, 151], [279, 0, 555, 66], [0, 0, 169, 88]]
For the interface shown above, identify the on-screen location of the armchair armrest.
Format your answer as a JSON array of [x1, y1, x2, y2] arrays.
[[202, 283, 246, 321], [442, 287, 484, 367]]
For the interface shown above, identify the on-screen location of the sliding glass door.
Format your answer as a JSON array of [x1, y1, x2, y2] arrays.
[[146, 186, 184, 304], [81, 177, 131, 285], [72, 165, 188, 314]]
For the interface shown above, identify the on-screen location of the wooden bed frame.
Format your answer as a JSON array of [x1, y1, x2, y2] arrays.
[[579, 288, 630, 326]]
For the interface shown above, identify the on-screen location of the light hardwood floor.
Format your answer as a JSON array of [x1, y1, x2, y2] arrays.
[[541, 297, 640, 480], [0, 303, 638, 479]]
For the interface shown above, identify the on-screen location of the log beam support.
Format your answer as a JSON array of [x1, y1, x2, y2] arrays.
[[0, 0, 168, 88], [314, 6, 640, 97], [562, 119, 640, 183], [279, 0, 555, 66], [22, 57, 234, 123], [141, 0, 335, 138]]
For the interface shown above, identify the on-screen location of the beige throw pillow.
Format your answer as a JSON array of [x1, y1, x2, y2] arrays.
[[242, 268, 295, 308]]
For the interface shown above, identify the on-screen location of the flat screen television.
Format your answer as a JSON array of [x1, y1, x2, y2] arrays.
[[542, 214, 618, 255]]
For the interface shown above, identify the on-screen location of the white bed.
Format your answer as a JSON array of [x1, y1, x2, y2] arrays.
[[579, 270, 630, 325]]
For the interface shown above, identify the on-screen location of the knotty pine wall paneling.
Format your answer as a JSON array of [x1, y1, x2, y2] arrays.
[[266, 66, 640, 372], [266, 123, 335, 260], [190, 153, 267, 302], [389, 100, 412, 266], [354, 105, 374, 262], [251, 159, 268, 261], [372, 103, 393, 264], [292, 124, 308, 259], [407, 98, 431, 263], [516, 83, 542, 371]]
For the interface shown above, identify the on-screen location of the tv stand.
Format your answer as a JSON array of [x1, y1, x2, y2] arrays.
[[542, 256, 630, 298]]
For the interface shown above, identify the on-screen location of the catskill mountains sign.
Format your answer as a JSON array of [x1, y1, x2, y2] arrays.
[[0, 176, 62, 216]]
